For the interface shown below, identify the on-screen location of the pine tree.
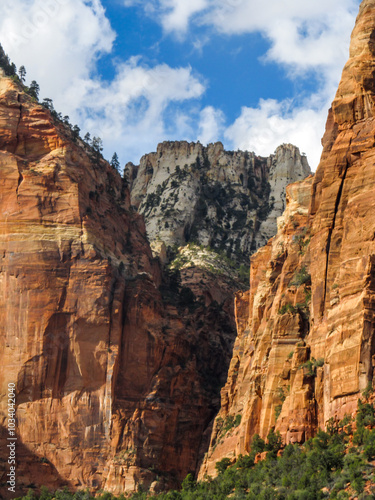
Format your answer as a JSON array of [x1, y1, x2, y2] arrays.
[[18, 65, 26, 83], [91, 136, 103, 160], [28, 80, 40, 100], [0, 44, 16, 76], [110, 152, 120, 172], [72, 125, 80, 141], [42, 98, 54, 112]]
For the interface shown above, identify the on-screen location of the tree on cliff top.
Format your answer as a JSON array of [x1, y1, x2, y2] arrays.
[[91, 136, 104, 161], [110, 152, 120, 172], [19, 65, 26, 83], [28, 80, 40, 100], [0, 43, 17, 77]]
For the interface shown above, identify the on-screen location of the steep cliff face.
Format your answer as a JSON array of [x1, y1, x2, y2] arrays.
[[200, 0, 375, 478], [0, 76, 232, 497], [129, 141, 310, 263], [128, 142, 310, 379], [199, 177, 314, 477]]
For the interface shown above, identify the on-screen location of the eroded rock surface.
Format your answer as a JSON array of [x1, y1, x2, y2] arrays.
[[200, 0, 375, 478], [0, 77, 231, 497], [129, 141, 310, 262]]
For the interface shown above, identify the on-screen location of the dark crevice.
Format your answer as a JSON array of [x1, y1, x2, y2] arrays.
[[58, 263, 71, 310], [16, 166, 23, 198], [14, 93, 23, 155], [322, 157, 350, 311], [107, 276, 118, 352]]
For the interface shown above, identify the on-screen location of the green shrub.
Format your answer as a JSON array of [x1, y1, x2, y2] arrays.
[[234, 414, 242, 427], [363, 430, 375, 460], [362, 382, 374, 400], [275, 404, 282, 420], [251, 434, 266, 454], [300, 357, 324, 377], [215, 457, 231, 475], [290, 266, 311, 287], [265, 429, 283, 457], [181, 473, 196, 491], [278, 303, 298, 315]]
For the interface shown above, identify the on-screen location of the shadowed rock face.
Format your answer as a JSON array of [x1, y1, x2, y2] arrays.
[[200, 0, 375, 478], [0, 77, 235, 496]]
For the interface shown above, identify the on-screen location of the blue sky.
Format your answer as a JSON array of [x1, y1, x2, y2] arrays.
[[0, 0, 361, 169]]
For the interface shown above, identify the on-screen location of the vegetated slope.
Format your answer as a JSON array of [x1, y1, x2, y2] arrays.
[[15, 393, 375, 498], [200, 0, 375, 481]]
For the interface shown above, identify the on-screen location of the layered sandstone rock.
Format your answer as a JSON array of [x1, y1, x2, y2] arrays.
[[0, 76, 231, 497], [200, 0, 375, 478], [199, 176, 314, 477]]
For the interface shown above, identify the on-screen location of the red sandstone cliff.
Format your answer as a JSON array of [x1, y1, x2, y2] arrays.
[[200, 0, 375, 478], [0, 76, 232, 497]]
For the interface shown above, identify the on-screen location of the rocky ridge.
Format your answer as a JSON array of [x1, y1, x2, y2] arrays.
[[129, 141, 310, 265], [200, 0, 375, 479]]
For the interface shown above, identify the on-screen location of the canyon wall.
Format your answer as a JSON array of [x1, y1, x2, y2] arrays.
[[3, 0, 374, 490], [200, 0, 375, 478], [0, 76, 232, 497]]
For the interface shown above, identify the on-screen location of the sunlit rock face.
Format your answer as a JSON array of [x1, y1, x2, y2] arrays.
[[0, 76, 234, 496], [200, 0, 375, 478], [129, 140, 310, 263]]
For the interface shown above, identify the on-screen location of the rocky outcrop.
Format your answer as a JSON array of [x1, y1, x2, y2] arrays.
[[0, 76, 232, 497], [200, 0, 375, 478], [199, 176, 314, 478], [129, 141, 310, 263]]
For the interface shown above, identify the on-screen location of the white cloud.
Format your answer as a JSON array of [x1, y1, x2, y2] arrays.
[[124, 0, 209, 35], [158, 0, 209, 35], [125, 0, 361, 169], [74, 59, 206, 162], [225, 99, 327, 169], [0, 0, 362, 170], [0, 0, 207, 165], [198, 106, 225, 145], [0, 0, 115, 100]]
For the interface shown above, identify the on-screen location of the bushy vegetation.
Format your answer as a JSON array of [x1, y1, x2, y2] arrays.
[[216, 414, 242, 439], [278, 288, 311, 324], [300, 357, 325, 377], [22, 404, 375, 499], [168, 243, 250, 288], [290, 266, 311, 287], [0, 43, 17, 77], [21, 394, 375, 500]]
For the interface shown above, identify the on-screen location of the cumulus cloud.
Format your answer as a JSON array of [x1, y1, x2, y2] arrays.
[[0, 0, 207, 164], [158, 0, 209, 35], [124, 0, 209, 35], [126, 0, 360, 169], [133, 0, 358, 74], [0, 0, 115, 100], [74, 58, 205, 162], [225, 99, 327, 169], [198, 106, 225, 145], [0, 0, 362, 169]]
